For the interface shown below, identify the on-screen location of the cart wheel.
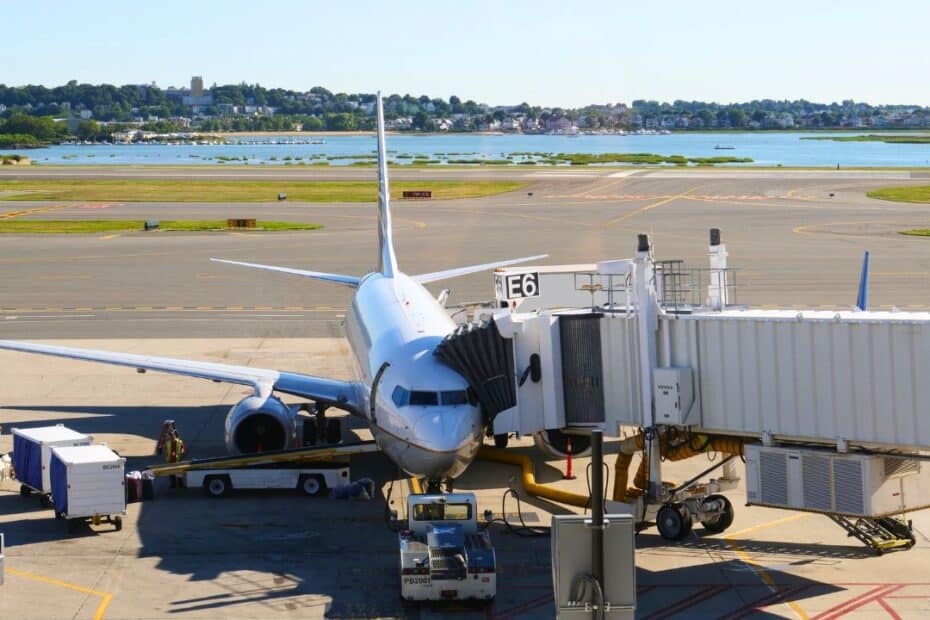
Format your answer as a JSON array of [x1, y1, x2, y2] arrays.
[[493, 434, 509, 449], [40, 494, 53, 509], [114, 516, 123, 531], [20, 484, 31, 497], [657, 504, 686, 540], [55, 510, 63, 520], [299, 474, 327, 497], [700, 494, 735, 534], [204, 475, 231, 498]]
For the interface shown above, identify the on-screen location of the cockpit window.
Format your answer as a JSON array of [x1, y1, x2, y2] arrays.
[[409, 391, 439, 406], [440, 390, 469, 406], [390, 386, 472, 407], [392, 385, 409, 407]]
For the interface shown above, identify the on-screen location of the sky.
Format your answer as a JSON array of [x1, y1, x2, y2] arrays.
[[6, 0, 930, 108]]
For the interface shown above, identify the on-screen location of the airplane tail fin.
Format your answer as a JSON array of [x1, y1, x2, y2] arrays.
[[376, 92, 398, 278], [856, 250, 870, 311]]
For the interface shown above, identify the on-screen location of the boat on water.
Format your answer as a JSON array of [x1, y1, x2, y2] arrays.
[[714, 144, 735, 150]]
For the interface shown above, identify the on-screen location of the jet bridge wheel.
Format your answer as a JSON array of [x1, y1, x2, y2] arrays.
[[657, 503, 692, 541], [699, 494, 735, 534]]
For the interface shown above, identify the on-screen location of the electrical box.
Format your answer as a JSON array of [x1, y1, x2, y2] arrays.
[[745, 444, 928, 517], [653, 367, 693, 425], [551, 514, 635, 619]]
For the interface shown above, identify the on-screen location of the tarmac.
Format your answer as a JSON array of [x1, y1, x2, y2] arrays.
[[2, 166, 930, 618]]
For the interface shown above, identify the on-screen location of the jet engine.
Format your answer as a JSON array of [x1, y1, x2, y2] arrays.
[[224, 394, 297, 454], [533, 429, 592, 459]]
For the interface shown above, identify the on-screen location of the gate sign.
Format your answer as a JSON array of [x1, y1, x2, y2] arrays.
[[496, 272, 540, 300]]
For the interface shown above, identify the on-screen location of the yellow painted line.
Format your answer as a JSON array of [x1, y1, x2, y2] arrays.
[[44, 307, 63, 312], [226, 306, 244, 311], [254, 305, 273, 310], [105, 306, 122, 311], [134, 306, 152, 311], [725, 513, 810, 619], [99, 234, 120, 240], [284, 306, 304, 311], [4, 566, 113, 620], [606, 184, 703, 227], [75, 307, 93, 311], [165, 306, 184, 311], [195, 305, 213, 310]]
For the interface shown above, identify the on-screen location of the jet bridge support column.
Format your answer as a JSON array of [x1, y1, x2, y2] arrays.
[[633, 234, 662, 501]]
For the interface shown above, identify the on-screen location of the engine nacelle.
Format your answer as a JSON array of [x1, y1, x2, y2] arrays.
[[533, 429, 592, 459], [224, 394, 297, 454]]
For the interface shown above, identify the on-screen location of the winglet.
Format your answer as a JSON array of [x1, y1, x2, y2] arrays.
[[376, 91, 398, 278], [856, 250, 870, 311]]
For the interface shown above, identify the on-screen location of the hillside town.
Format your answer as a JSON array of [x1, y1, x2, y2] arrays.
[[1, 77, 929, 144]]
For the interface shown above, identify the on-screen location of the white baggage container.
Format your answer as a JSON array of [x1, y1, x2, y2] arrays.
[[12, 425, 93, 495], [50, 445, 126, 531]]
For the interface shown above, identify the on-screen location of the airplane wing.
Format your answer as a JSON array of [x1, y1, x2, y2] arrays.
[[0, 340, 361, 412], [211, 258, 361, 287], [412, 254, 548, 284]]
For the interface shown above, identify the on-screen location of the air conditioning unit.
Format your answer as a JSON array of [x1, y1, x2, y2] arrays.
[[745, 445, 928, 518]]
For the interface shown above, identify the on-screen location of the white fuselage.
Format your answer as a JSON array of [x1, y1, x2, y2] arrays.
[[345, 272, 484, 480]]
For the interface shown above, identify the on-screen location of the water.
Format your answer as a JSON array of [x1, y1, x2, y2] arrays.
[[15, 132, 930, 167]]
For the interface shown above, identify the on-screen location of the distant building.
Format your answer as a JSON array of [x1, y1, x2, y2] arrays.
[[183, 75, 213, 108], [79, 109, 93, 120]]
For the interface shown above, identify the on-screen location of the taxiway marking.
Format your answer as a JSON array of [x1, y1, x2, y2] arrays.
[[724, 513, 811, 620], [4, 566, 113, 620]]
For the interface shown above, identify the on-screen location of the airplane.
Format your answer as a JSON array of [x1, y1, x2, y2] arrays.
[[0, 93, 546, 490]]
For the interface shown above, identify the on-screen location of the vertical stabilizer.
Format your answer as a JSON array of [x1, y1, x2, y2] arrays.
[[856, 250, 870, 311], [376, 92, 398, 277]]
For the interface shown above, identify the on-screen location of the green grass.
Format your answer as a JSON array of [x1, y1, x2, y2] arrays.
[[900, 229, 930, 237], [0, 179, 527, 202], [552, 152, 754, 165], [0, 220, 323, 234], [867, 186, 930, 203], [802, 134, 930, 144]]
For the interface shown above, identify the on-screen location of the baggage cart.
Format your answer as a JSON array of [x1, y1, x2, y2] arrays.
[[50, 444, 126, 533], [11, 425, 93, 499]]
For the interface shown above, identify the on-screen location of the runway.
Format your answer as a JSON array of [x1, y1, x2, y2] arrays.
[[2, 167, 929, 338]]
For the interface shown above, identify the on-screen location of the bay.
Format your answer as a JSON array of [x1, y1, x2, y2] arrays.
[[14, 132, 930, 167]]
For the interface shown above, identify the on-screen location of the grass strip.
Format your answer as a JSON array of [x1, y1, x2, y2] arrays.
[[0, 179, 527, 202], [866, 186, 930, 204], [0, 220, 322, 234]]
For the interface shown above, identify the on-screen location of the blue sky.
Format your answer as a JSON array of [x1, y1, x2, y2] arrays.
[[6, 0, 929, 107]]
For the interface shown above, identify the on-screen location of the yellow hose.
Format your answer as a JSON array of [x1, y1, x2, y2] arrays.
[[478, 446, 591, 508], [612, 432, 746, 502]]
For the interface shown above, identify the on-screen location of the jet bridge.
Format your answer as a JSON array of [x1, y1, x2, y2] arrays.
[[473, 230, 930, 550]]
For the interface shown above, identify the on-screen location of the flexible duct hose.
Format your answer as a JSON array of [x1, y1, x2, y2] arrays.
[[612, 432, 745, 502], [478, 446, 592, 508]]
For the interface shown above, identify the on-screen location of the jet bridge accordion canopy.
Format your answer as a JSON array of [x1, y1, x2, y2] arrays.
[[434, 319, 516, 423]]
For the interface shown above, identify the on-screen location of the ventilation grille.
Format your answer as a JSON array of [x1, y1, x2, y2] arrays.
[[884, 457, 920, 479], [802, 454, 832, 512], [760, 451, 788, 506], [833, 459, 864, 515]]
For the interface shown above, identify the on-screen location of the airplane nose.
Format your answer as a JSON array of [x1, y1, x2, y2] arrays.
[[411, 407, 483, 453]]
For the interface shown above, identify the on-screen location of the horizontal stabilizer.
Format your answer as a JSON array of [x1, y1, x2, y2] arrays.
[[211, 258, 360, 287], [413, 254, 548, 284]]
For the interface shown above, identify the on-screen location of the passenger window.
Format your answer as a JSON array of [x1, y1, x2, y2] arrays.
[[440, 390, 468, 406], [391, 385, 409, 407], [409, 391, 439, 406]]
